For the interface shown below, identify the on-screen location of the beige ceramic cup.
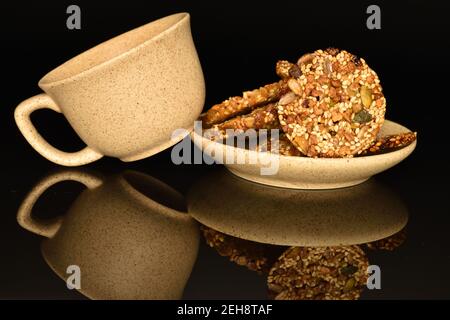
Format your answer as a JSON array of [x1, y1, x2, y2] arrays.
[[14, 13, 205, 166], [17, 169, 199, 299]]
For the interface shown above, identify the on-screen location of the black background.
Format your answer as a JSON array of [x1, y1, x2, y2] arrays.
[[1, 0, 450, 300]]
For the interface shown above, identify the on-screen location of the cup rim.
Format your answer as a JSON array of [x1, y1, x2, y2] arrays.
[[39, 12, 189, 87]]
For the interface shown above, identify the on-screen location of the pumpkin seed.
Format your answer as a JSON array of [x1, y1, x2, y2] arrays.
[[341, 265, 358, 276], [343, 278, 356, 292], [353, 109, 372, 123], [360, 86, 373, 108], [344, 278, 356, 292]]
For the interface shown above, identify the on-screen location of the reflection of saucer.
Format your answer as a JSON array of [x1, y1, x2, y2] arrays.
[[191, 120, 416, 189], [188, 169, 408, 246]]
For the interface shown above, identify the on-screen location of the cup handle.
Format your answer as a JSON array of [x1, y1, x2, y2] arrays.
[[14, 93, 103, 166], [17, 170, 104, 238]]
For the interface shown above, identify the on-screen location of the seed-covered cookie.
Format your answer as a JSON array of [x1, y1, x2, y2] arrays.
[[202, 81, 289, 127], [277, 48, 386, 157], [267, 246, 369, 300], [358, 132, 417, 156]]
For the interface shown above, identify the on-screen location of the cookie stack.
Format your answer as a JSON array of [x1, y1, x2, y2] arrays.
[[202, 48, 415, 157]]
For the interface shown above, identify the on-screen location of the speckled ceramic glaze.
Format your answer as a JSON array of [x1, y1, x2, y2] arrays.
[[14, 13, 205, 166], [188, 169, 408, 246], [17, 170, 199, 300], [191, 120, 416, 189]]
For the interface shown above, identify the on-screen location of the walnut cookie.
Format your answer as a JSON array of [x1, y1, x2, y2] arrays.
[[277, 48, 386, 157]]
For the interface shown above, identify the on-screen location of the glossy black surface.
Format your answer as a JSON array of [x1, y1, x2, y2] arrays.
[[1, 159, 450, 300]]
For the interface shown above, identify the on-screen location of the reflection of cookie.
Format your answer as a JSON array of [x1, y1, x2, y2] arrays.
[[202, 81, 289, 127], [268, 246, 369, 300], [278, 49, 386, 157], [366, 228, 406, 251], [201, 226, 284, 274]]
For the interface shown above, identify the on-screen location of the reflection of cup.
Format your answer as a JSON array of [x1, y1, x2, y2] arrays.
[[14, 13, 205, 166], [17, 170, 199, 299], [188, 169, 408, 246]]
